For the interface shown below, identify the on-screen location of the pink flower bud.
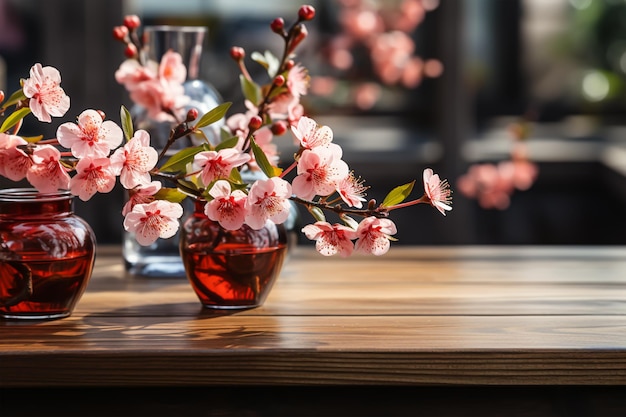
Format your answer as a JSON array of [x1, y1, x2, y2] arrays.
[[0, 90, 4, 103], [123, 15, 141, 30], [289, 24, 308, 52], [186, 108, 199, 122], [230, 46, 245, 61], [298, 5, 316, 21], [248, 115, 263, 130], [273, 75, 286, 87], [271, 120, 288, 136], [112, 26, 129, 41], [270, 18, 285, 33], [124, 43, 138, 58]]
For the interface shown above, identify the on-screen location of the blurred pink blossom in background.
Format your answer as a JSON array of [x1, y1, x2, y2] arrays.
[[310, 0, 442, 110], [457, 122, 539, 210]]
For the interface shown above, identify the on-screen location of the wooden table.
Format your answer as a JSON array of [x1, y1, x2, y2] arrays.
[[1, 246, 626, 416]]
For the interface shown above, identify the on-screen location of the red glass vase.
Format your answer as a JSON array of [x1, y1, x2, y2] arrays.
[[180, 199, 288, 309], [0, 189, 96, 320]]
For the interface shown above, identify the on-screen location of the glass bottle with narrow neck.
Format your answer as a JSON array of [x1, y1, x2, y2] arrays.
[[123, 25, 223, 278]]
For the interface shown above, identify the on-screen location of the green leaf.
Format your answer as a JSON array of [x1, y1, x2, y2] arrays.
[[22, 135, 44, 143], [381, 181, 415, 208], [154, 187, 188, 203], [1, 88, 27, 109], [228, 167, 244, 186], [250, 137, 282, 178], [194, 102, 232, 129], [120, 105, 134, 141], [1, 107, 31, 133], [240, 75, 262, 106], [220, 126, 233, 142], [215, 135, 240, 151], [159, 145, 206, 173], [175, 179, 201, 197]]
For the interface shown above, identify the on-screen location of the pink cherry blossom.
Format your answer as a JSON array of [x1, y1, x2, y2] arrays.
[[26, 145, 70, 193], [288, 101, 305, 126], [226, 112, 249, 138], [225, 100, 259, 138], [22, 63, 70, 123], [226, 110, 278, 168], [57, 109, 123, 158], [354, 217, 397, 256], [0, 133, 30, 181], [456, 159, 537, 211], [159, 50, 187, 85], [123, 200, 184, 246], [292, 144, 349, 200], [122, 181, 162, 216], [69, 157, 117, 201], [290, 116, 333, 149], [245, 177, 293, 230], [310, 76, 338, 96], [336, 172, 368, 208], [370, 31, 415, 85], [340, 8, 384, 40], [353, 82, 381, 110], [109, 129, 159, 189], [192, 148, 251, 187], [115, 59, 157, 90], [392, 0, 426, 32], [457, 163, 512, 210], [266, 91, 304, 126], [251, 127, 278, 166], [115, 52, 189, 122], [286, 64, 309, 99], [205, 180, 247, 230], [328, 36, 354, 70], [235, 127, 277, 170], [302, 221, 357, 257], [129, 78, 187, 122], [423, 168, 452, 215]]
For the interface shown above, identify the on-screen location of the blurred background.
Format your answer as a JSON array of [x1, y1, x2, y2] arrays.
[[2, 0, 626, 246]]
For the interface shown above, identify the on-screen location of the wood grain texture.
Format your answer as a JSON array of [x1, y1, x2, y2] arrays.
[[1, 246, 626, 386]]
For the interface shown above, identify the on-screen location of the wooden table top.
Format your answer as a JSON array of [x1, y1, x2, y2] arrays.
[[2, 245, 626, 387]]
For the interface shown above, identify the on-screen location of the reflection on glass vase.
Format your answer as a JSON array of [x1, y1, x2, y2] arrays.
[[123, 25, 223, 277]]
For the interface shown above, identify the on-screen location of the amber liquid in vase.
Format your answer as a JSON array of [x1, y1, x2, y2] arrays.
[[182, 242, 287, 309], [0, 253, 94, 319]]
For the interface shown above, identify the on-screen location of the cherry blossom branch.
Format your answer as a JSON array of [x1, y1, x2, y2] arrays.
[[289, 195, 390, 219], [156, 109, 199, 161], [230, 47, 252, 81], [384, 195, 430, 211], [289, 193, 437, 220], [279, 160, 298, 178], [231, 5, 315, 157], [151, 170, 204, 197]]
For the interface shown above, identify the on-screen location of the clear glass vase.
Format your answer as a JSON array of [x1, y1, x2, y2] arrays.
[[0, 189, 96, 320], [123, 25, 224, 278]]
